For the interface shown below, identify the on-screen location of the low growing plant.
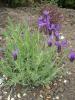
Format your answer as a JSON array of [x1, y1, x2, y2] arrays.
[[0, 19, 63, 86]]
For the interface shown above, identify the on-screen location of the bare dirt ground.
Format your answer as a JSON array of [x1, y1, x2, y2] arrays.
[[0, 6, 75, 100]]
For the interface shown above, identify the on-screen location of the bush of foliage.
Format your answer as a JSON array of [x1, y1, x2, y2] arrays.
[[1, 0, 59, 7], [46, 0, 59, 5], [8, 0, 32, 7], [1, 0, 75, 8], [0, 19, 62, 86], [58, 0, 75, 8], [2, 0, 41, 7]]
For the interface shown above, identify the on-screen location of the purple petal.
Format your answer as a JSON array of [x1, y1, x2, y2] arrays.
[[68, 51, 75, 62], [55, 41, 60, 46], [38, 16, 46, 28], [12, 49, 18, 60], [49, 33, 54, 40], [38, 22, 46, 29], [55, 31, 60, 37], [61, 40, 67, 47], [46, 16, 51, 29], [55, 41, 61, 53], [54, 31, 60, 41], [48, 39, 52, 47]]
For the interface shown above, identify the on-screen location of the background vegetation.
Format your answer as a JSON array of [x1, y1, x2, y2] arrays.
[[1, 0, 75, 8]]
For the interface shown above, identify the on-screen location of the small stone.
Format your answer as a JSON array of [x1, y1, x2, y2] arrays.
[[59, 32, 62, 34], [64, 80, 68, 84], [7, 95, 11, 100], [46, 96, 51, 99], [56, 96, 59, 100], [59, 79, 62, 82], [32, 87, 35, 89], [60, 35, 65, 40], [3, 91, 7, 95], [0, 96, 2, 99], [17, 93, 21, 98], [0, 78, 3, 85], [14, 95, 16, 97], [40, 94, 43, 98], [67, 71, 72, 75], [3, 75, 6, 78], [3, 75, 8, 80], [33, 92, 36, 96], [0, 77, 4, 87], [0, 36, 2, 40], [23, 93, 27, 96], [11, 98, 15, 100], [70, 45, 72, 48], [53, 82, 57, 86]]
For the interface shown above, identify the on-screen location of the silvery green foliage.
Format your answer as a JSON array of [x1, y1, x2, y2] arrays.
[[0, 19, 61, 86]]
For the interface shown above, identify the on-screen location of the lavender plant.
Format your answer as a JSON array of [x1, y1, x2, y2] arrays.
[[38, 6, 75, 64], [38, 6, 68, 53], [38, 8, 62, 37], [0, 19, 63, 86], [68, 50, 75, 62]]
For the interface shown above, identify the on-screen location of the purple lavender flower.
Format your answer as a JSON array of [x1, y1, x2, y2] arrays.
[[47, 34, 54, 47], [54, 31, 60, 41], [61, 40, 67, 47], [48, 39, 52, 47], [55, 41, 61, 53], [50, 33, 54, 39], [38, 9, 62, 37], [46, 16, 51, 30], [38, 16, 46, 29], [12, 49, 18, 60], [68, 51, 75, 62]]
